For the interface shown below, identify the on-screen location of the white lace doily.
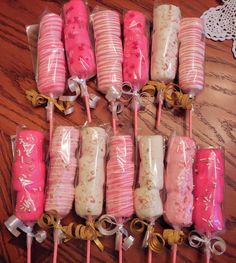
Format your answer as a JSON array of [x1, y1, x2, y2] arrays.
[[201, 0, 236, 58]]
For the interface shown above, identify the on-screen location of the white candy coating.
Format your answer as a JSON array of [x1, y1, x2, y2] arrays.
[[151, 4, 181, 83], [75, 127, 106, 218], [134, 135, 164, 222]]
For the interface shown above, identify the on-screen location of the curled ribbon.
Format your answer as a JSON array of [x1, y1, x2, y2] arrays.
[[108, 101, 124, 119], [189, 231, 226, 256], [121, 82, 152, 111], [163, 229, 185, 246], [4, 215, 46, 243], [142, 81, 193, 110], [61, 76, 100, 113], [97, 215, 134, 251], [38, 211, 103, 251], [130, 218, 165, 253], [25, 90, 65, 112], [62, 221, 104, 251]]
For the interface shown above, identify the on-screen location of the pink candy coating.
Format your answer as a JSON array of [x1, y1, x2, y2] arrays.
[[13, 130, 46, 222], [179, 18, 205, 97], [164, 136, 196, 228], [45, 126, 79, 218], [15, 191, 44, 222], [193, 148, 225, 234], [37, 13, 66, 98], [63, 0, 96, 79], [93, 10, 123, 100], [123, 11, 149, 90], [106, 136, 134, 218]]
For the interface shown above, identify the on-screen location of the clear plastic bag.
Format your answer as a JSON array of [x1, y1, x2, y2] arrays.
[[193, 147, 225, 234], [134, 135, 164, 223], [45, 126, 79, 219], [37, 13, 66, 99], [26, 24, 39, 81], [92, 8, 123, 101], [151, 1, 181, 83], [11, 128, 46, 223], [63, 0, 96, 81], [164, 133, 196, 229], [178, 18, 205, 97], [75, 126, 107, 219], [123, 10, 150, 91], [106, 135, 135, 218]]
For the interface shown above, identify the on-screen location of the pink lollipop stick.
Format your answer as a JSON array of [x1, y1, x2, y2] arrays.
[[53, 225, 59, 263], [148, 245, 152, 263], [134, 97, 138, 138], [84, 95, 92, 123], [172, 244, 177, 263], [27, 233, 33, 263], [188, 109, 193, 139], [86, 215, 93, 263], [49, 93, 54, 148], [156, 99, 163, 129], [111, 102, 117, 136], [118, 217, 123, 263]]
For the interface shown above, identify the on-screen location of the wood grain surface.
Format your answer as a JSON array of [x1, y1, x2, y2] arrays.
[[0, 0, 235, 262]]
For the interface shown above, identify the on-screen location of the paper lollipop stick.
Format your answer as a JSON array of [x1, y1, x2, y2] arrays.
[[151, 2, 181, 128], [164, 134, 196, 263], [178, 18, 205, 137], [37, 14, 66, 144], [63, 0, 97, 123]]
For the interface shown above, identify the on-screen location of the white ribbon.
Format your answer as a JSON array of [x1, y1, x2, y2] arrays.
[[4, 215, 46, 243], [108, 101, 124, 119], [121, 82, 152, 110], [97, 215, 134, 251], [59, 76, 100, 114], [189, 231, 226, 256]]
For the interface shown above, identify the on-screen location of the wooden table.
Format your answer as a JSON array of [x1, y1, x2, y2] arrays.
[[0, 0, 235, 262]]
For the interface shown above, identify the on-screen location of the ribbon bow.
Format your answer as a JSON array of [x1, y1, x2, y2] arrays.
[[163, 229, 185, 246], [108, 101, 124, 119], [26, 77, 100, 116], [142, 81, 193, 110], [38, 211, 103, 251], [189, 231, 226, 256], [121, 82, 152, 111], [25, 90, 65, 112], [97, 215, 134, 251], [130, 218, 165, 253], [4, 215, 46, 243]]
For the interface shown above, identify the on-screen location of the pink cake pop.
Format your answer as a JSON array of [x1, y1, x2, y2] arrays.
[[37, 13, 66, 143], [45, 126, 79, 263], [190, 148, 225, 263], [106, 135, 135, 263], [164, 135, 196, 263], [93, 10, 123, 134], [123, 10, 149, 137], [178, 18, 205, 138], [63, 0, 96, 123], [9, 129, 46, 263]]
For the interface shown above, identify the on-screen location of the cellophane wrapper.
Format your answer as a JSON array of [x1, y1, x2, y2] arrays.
[[75, 126, 107, 219], [45, 126, 79, 219], [12, 127, 46, 223]]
